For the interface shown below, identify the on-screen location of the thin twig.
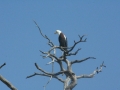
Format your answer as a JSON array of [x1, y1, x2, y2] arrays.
[[39, 50, 63, 61], [26, 72, 64, 83], [71, 57, 96, 64], [67, 48, 81, 56], [43, 76, 52, 90], [33, 20, 45, 38], [0, 63, 6, 69], [33, 20, 54, 47]]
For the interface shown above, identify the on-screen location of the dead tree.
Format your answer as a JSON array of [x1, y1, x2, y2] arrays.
[[27, 21, 106, 90], [0, 63, 17, 90]]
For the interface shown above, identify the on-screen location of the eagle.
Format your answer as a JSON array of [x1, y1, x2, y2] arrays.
[[54, 30, 68, 54]]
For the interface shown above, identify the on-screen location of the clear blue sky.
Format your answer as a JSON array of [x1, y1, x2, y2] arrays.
[[0, 1, 120, 90]]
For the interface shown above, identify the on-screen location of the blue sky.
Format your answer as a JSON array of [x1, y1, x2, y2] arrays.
[[0, 1, 120, 90]]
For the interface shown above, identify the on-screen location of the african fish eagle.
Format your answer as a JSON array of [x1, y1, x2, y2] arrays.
[[54, 30, 68, 53]]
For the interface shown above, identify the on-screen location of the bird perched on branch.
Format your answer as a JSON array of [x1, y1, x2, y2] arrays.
[[54, 30, 68, 54]]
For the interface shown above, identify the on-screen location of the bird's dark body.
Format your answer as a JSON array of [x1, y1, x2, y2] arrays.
[[59, 33, 68, 52]]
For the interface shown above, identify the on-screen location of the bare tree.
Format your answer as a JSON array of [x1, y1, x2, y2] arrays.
[[27, 21, 106, 90], [0, 63, 17, 90]]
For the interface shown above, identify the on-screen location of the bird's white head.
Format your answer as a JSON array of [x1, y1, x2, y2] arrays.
[[54, 30, 62, 35]]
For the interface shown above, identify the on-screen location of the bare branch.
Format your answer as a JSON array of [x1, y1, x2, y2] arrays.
[[57, 61, 65, 71], [68, 35, 87, 53], [0, 63, 6, 69], [71, 57, 96, 64], [39, 50, 63, 61], [26, 72, 64, 83], [26, 72, 53, 78], [33, 20, 54, 47], [96, 61, 106, 74], [35, 63, 66, 76], [39, 50, 65, 72], [77, 61, 106, 79], [67, 48, 81, 56], [46, 59, 57, 65], [43, 76, 52, 90], [0, 75, 17, 90]]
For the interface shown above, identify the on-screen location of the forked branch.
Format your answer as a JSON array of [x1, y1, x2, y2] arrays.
[[68, 35, 87, 53], [77, 61, 106, 79], [26, 72, 64, 83], [67, 48, 81, 56]]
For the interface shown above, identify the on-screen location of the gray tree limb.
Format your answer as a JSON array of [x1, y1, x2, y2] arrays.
[[77, 61, 106, 79], [26, 72, 64, 83], [0, 63, 17, 90], [0, 75, 17, 90], [71, 57, 96, 64], [35, 63, 67, 76]]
